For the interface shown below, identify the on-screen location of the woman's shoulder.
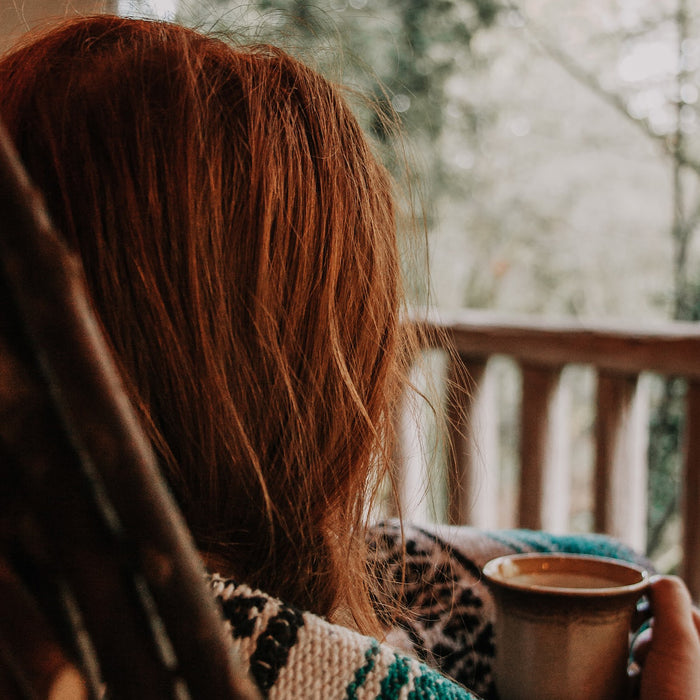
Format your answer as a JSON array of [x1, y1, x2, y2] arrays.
[[367, 521, 498, 698], [208, 574, 482, 699]]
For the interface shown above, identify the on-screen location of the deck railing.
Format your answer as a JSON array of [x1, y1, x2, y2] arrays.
[[395, 309, 700, 600]]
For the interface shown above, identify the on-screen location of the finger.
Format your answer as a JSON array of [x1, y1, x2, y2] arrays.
[[693, 607, 700, 637], [648, 576, 699, 648]]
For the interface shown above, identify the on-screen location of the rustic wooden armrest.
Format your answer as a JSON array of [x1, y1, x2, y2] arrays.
[[0, 120, 257, 700]]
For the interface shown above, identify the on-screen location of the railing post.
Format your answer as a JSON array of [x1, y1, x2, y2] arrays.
[[594, 371, 650, 551], [391, 360, 433, 523], [518, 364, 569, 532], [682, 381, 700, 601], [445, 355, 499, 528]]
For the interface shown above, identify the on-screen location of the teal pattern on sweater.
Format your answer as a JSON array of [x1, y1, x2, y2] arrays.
[[485, 528, 644, 563]]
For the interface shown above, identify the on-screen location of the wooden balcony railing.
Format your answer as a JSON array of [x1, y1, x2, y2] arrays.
[[395, 309, 700, 601]]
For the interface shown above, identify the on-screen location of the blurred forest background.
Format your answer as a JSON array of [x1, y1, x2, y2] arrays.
[[8, 0, 700, 567]]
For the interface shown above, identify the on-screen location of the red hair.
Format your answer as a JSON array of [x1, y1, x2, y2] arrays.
[[0, 15, 409, 633]]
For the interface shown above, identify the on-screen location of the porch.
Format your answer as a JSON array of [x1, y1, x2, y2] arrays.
[[392, 309, 700, 600]]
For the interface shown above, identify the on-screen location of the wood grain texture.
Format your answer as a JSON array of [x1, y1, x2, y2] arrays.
[[416, 308, 700, 378], [445, 356, 500, 528], [518, 363, 569, 533], [593, 372, 649, 552], [0, 120, 256, 699]]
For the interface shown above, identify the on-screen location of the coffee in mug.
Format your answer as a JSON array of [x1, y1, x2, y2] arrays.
[[483, 553, 650, 700]]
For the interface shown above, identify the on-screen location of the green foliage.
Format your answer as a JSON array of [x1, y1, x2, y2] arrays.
[[647, 378, 684, 561], [186, 0, 502, 177]]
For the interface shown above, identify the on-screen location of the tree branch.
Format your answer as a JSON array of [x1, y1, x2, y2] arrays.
[[506, 1, 700, 179]]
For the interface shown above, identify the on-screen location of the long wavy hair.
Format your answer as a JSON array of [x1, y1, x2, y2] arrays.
[[0, 15, 412, 634]]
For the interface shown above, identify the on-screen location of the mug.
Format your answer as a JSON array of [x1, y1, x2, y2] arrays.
[[482, 553, 650, 700]]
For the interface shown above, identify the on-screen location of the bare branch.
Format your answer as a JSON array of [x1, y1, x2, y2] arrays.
[[505, 1, 700, 179]]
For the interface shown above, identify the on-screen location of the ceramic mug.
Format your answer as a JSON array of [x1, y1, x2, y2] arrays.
[[482, 553, 650, 700]]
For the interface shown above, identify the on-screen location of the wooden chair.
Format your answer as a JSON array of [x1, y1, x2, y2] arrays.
[[0, 120, 258, 699]]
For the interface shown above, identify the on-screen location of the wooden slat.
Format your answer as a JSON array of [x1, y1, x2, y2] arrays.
[[445, 356, 499, 528], [392, 363, 432, 523], [682, 381, 700, 601], [416, 309, 700, 379], [518, 364, 569, 532], [594, 372, 649, 551], [0, 117, 254, 700]]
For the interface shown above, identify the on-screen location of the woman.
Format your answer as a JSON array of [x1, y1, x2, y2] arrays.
[[0, 15, 697, 699], [0, 14, 402, 635]]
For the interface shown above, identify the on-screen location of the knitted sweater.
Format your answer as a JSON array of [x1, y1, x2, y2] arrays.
[[209, 522, 649, 700]]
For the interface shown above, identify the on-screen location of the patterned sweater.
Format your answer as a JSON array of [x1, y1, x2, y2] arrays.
[[209, 521, 649, 700]]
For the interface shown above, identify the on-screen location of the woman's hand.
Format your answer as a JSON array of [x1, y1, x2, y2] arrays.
[[637, 575, 700, 700]]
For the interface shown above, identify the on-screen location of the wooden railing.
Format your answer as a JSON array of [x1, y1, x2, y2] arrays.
[[395, 309, 700, 600]]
